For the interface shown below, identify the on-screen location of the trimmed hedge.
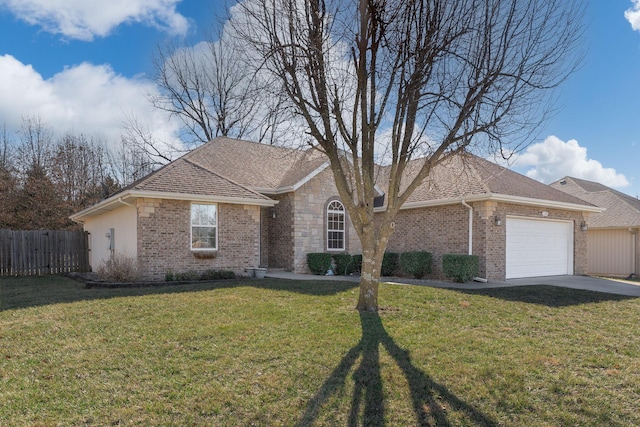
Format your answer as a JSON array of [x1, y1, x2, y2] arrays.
[[200, 269, 236, 280], [165, 269, 236, 282], [307, 253, 333, 275], [332, 253, 353, 276], [352, 255, 362, 273], [400, 251, 432, 279], [442, 254, 479, 283], [381, 252, 400, 276]]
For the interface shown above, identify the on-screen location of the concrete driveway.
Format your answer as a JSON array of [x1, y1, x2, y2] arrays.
[[499, 275, 640, 297]]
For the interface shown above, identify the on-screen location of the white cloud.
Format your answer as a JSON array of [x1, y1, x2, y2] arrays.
[[626, 0, 640, 31], [0, 54, 180, 150], [510, 135, 629, 188], [0, 0, 189, 40]]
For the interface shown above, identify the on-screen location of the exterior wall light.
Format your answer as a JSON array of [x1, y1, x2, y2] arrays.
[[580, 221, 588, 232], [494, 215, 502, 226]]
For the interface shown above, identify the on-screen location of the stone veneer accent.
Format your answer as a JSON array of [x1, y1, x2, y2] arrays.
[[136, 198, 261, 280], [268, 168, 362, 273], [386, 201, 588, 281]]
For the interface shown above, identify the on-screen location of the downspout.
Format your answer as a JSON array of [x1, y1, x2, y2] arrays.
[[461, 200, 473, 255], [461, 200, 487, 283]]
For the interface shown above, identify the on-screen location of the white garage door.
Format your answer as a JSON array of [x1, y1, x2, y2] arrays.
[[506, 217, 574, 279]]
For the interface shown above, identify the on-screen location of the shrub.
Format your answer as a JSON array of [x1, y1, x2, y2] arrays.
[[400, 251, 433, 279], [332, 253, 353, 275], [352, 255, 362, 273], [165, 269, 175, 282], [381, 252, 400, 276], [442, 254, 479, 282], [200, 269, 236, 280], [96, 253, 141, 282], [174, 270, 201, 282], [306, 253, 332, 275]]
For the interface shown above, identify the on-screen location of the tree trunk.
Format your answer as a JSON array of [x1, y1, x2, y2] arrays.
[[356, 246, 384, 311]]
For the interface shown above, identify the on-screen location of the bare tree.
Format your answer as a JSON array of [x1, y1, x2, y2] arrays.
[[150, 35, 262, 145], [16, 115, 54, 177], [105, 137, 158, 188], [232, 0, 585, 311], [50, 133, 112, 208], [0, 123, 17, 228]]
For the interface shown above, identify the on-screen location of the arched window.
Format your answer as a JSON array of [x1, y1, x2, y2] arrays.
[[327, 200, 345, 251]]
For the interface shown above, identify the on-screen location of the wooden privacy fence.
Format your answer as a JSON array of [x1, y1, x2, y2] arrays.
[[0, 229, 89, 276]]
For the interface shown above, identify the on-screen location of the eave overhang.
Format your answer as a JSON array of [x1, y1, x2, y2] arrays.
[[70, 190, 278, 223], [373, 193, 604, 214]]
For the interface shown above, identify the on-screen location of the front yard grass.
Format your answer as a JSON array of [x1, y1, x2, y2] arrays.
[[1, 276, 639, 426]]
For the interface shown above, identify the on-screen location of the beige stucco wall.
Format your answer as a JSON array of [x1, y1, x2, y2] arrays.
[[83, 204, 137, 271]]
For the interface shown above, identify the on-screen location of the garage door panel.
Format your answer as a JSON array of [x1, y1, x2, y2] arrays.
[[506, 218, 573, 279]]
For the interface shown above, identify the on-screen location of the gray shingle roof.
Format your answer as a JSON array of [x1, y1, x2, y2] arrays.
[[128, 157, 271, 201], [185, 137, 328, 191], [550, 176, 640, 228], [376, 153, 592, 206]]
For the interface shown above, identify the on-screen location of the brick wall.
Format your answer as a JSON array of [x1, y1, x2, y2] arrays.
[[136, 198, 261, 280], [266, 193, 294, 269], [386, 201, 588, 281]]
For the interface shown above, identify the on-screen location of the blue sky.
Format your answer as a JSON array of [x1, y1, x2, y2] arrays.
[[1, 0, 640, 197]]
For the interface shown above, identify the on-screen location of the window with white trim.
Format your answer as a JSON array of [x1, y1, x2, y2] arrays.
[[191, 203, 217, 250], [327, 200, 345, 251]]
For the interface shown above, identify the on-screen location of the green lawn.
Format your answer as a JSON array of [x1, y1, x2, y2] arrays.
[[1, 276, 639, 426]]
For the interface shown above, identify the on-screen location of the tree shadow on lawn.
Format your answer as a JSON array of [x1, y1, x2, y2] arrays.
[[296, 311, 498, 427], [0, 276, 359, 311], [457, 285, 637, 307]]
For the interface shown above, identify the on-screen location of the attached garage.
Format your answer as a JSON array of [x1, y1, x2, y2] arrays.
[[506, 217, 574, 279]]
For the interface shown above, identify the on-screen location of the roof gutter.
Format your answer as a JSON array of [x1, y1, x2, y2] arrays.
[[118, 197, 135, 208], [461, 200, 473, 255], [70, 190, 279, 222], [374, 193, 604, 214]]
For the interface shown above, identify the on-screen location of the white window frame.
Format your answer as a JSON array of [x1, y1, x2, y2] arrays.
[[326, 200, 345, 251], [191, 203, 218, 251]]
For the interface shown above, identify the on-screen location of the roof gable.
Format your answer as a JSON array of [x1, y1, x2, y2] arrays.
[[130, 157, 271, 201], [185, 137, 328, 191]]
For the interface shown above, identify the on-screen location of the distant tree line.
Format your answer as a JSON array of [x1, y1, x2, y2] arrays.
[[0, 116, 158, 230]]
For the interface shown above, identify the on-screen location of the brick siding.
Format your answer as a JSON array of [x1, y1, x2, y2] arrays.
[[136, 198, 261, 280], [386, 201, 588, 280]]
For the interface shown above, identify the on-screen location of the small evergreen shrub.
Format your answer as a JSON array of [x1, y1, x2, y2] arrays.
[[442, 254, 479, 283], [174, 270, 201, 282], [200, 269, 236, 280], [381, 252, 400, 276], [400, 251, 433, 279], [332, 253, 353, 275], [352, 255, 362, 273], [165, 269, 175, 282], [307, 253, 333, 275]]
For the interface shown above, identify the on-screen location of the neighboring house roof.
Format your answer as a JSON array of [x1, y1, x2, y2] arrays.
[[376, 153, 599, 212], [550, 176, 640, 228]]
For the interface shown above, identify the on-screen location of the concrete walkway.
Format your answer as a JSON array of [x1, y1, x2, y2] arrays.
[[265, 270, 640, 297]]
